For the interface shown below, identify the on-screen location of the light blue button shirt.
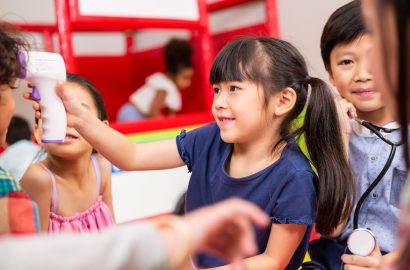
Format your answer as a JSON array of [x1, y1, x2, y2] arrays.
[[339, 121, 408, 252]]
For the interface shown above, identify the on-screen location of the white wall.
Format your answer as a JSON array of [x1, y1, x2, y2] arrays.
[[1, 0, 350, 222], [277, 0, 350, 84]]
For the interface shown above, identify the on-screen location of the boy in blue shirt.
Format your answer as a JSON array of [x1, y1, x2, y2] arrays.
[[308, 0, 407, 269]]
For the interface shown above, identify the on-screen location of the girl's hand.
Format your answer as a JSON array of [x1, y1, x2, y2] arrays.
[[23, 90, 41, 120], [182, 198, 269, 270], [335, 95, 357, 137], [55, 83, 89, 128], [23, 83, 89, 128], [341, 244, 383, 270]]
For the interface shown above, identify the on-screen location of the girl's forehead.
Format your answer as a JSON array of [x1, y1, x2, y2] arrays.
[[65, 82, 97, 109]]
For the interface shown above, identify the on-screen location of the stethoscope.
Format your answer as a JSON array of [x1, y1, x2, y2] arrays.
[[347, 119, 404, 256]]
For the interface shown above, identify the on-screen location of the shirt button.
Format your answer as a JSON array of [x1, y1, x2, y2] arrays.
[[370, 156, 377, 161], [371, 192, 378, 199]]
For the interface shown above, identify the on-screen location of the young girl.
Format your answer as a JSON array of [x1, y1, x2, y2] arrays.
[[116, 38, 193, 121], [55, 37, 355, 269], [21, 73, 115, 233]]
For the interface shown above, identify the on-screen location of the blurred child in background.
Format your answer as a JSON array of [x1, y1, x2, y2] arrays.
[[117, 38, 193, 121]]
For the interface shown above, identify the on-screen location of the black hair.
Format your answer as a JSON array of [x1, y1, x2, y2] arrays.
[[164, 38, 193, 75], [6, 116, 31, 145], [210, 37, 355, 236], [374, 1, 410, 269], [320, 0, 365, 72], [0, 22, 29, 86], [66, 73, 108, 121]]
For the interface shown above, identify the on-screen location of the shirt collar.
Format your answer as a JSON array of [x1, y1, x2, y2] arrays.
[[351, 120, 400, 137]]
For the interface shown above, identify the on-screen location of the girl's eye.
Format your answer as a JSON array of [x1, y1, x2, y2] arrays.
[[213, 87, 221, 94], [338, 59, 354, 65], [230, 85, 240, 92]]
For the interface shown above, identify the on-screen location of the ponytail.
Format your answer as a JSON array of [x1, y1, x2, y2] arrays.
[[303, 77, 355, 235]]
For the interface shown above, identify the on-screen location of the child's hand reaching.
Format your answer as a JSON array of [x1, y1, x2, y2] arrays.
[[173, 198, 270, 270], [335, 95, 357, 156], [335, 95, 357, 137], [23, 83, 90, 129]]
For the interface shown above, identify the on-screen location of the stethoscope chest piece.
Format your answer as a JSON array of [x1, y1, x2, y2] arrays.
[[347, 228, 376, 256]]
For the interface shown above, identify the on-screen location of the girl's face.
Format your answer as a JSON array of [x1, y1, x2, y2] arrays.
[[0, 83, 16, 147], [36, 82, 99, 159], [212, 80, 276, 144], [361, 0, 400, 118]]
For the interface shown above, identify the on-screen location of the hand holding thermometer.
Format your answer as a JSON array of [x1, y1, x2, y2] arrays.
[[347, 119, 403, 256], [19, 51, 67, 143]]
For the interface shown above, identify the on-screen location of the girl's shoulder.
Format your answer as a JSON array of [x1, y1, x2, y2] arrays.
[[179, 122, 223, 149], [282, 139, 315, 172], [93, 154, 112, 185], [20, 163, 53, 194], [94, 154, 111, 169], [186, 122, 219, 139]]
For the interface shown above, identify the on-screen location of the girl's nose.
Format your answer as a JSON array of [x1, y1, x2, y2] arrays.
[[213, 91, 228, 109]]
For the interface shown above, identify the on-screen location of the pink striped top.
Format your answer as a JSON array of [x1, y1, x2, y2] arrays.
[[39, 155, 114, 233]]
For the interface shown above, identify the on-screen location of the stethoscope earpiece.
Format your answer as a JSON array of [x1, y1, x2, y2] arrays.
[[347, 228, 376, 256]]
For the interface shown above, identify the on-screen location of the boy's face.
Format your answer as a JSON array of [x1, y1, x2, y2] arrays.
[[329, 34, 384, 114], [0, 83, 16, 146]]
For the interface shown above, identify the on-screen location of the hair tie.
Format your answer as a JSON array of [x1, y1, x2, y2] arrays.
[[304, 75, 312, 85]]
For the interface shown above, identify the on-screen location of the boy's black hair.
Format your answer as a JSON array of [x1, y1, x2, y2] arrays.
[[6, 116, 31, 145], [66, 73, 108, 121], [210, 37, 355, 236], [164, 38, 193, 75], [320, 0, 365, 72], [0, 22, 28, 86]]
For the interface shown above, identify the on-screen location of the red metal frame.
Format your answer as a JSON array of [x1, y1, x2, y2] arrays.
[[265, 0, 280, 37], [207, 0, 255, 12], [55, 0, 215, 109], [197, 0, 214, 110], [55, 0, 76, 72], [14, 0, 279, 117]]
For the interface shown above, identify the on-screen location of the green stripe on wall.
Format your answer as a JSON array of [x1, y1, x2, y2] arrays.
[[127, 124, 203, 143]]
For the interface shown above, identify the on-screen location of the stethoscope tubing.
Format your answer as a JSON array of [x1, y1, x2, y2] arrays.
[[352, 120, 403, 229]]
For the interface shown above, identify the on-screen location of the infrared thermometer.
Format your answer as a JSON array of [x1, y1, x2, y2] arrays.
[[19, 51, 67, 143]]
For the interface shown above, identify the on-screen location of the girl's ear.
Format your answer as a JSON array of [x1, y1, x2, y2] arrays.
[[273, 87, 297, 117], [102, 120, 109, 127]]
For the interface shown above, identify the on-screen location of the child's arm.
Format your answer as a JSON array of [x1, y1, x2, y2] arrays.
[[56, 84, 184, 171], [98, 155, 115, 222], [149, 90, 167, 117], [200, 223, 307, 270], [20, 164, 52, 232]]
